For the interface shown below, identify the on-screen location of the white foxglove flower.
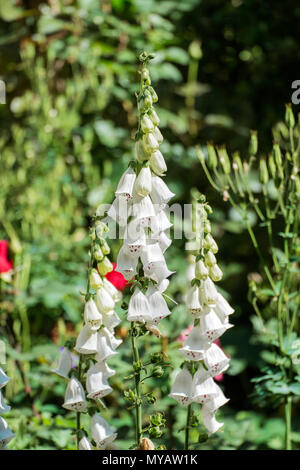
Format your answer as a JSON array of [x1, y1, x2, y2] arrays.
[[157, 231, 172, 253], [116, 245, 139, 280], [214, 293, 234, 323], [152, 126, 163, 144], [0, 417, 14, 449], [62, 377, 87, 412], [203, 234, 218, 253], [150, 150, 167, 176], [179, 327, 210, 361], [107, 196, 131, 226], [192, 365, 220, 404], [101, 327, 122, 350], [204, 251, 217, 267], [0, 368, 10, 389], [169, 367, 193, 406], [115, 167, 136, 199], [89, 269, 103, 290], [146, 286, 171, 324], [199, 277, 218, 305], [141, 115, 154, 133], [142, 132, 159, 154], [209, 264, 223, 282], [52, 347, 73, 379], [205, 387, 229, 412], [134, 166, 152, 197], [150, 176, 175, 208], [200, 307, 232, 342], [195, 260, 209, 280], [95, 286, 115, 314], [131, 195, 155, 225], [75, 325, 98, 355], [95, 331, 118, 362], [0, 392, 10, 414], [79, 436, 93, 450], [127, 288, 151, 323], [201, 405, 224, 434], [84, 299, 102, 332], [186, 285, 203, 317], [151, 209, 172, 235], [103, 278, 122, 303], [102, 310, 121, 331], [91, 414, 117, 450], [204, 342, 230, 376], [157, 278, 170, 293], [142, 243, 174, 283], [124, 220, 147, 252], [86, 362, 113, 400]]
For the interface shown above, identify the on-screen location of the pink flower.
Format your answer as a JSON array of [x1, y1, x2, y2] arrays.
[[0, 240, 13, 273]]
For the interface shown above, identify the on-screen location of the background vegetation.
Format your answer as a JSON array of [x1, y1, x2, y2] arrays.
[[0, 0, 299, 449]]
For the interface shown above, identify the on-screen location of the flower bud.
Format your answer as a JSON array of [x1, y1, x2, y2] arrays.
[[273, 143, 284, 179], [268, 153, 277, 180], [135, 140, 149, 163], [94, 246, 104, 261], [141, 115, 154, 133], [97, 257, 113, 276], [150, 150, 167, 176], [249, 130, 258, 155], [152, 366, 164, 378], [203, 234, 218, 253], [209, 263, 223, 282], [149, 427, 162, 438], [100, 239, 110, 255], [148, 108, 160, 126], [142, 132, 159, 154], [195, 260, 209, 280], [148, 86, 158, 103], [204, 250, 216, 267], [141, 69, 151, 86], [207, 143, 218, 169], [285, 103, 295, 128], [217, 147, 231, 174], [152, 126, 163, 144], [89, 268, 103, 290], [259, 159, 269, 185]]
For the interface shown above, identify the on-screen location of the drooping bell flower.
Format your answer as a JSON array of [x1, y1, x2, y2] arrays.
[[199, 307, 232, 342], [179, 327, 210, 361], [169, 367, 193, 406], [91, 414, 117, 450], [149, 150, 167, 176], [199, 277, 218, 305], [0, 241, 13, 273], [89, 269, 103, 290], [103, 277, 122, 302], [52, 347, 73, 379], [74, 325, 99, 355], [95, 286, 115, 314], [127, 287, 151, 323], [86, 362, 113, 400], [79, 435, 93, 450], [134, 166, 152, 197], [150, 175, 175, 208], [97, 257, 114, 276], [116, 245, 139, 280], [62, 377, 87, 412], [214, 293, 235, 323], [201, 404, 224, 434], [192, 365, 220, 405], [0, 417, 14, 449], [0, 368, 10, 389], [102, 310, 121, 332], [203, 342, 230, 377], [101, 327, 122, 351], [115, 167, 136, 200], [131, 195, 155, 227], [95, 331, 118, 363], [84, 299, 103, 332], [146, 285, 171, 325], [186, 285, 203, 317], [0, 392, 11, 414], [105, 262, 127, 291]]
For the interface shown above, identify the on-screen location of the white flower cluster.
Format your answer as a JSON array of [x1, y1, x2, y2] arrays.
[[0, 367, 14, 449], [170, 209, 234, 434], [52, 221, 121, 449], [108, 60, 174, 332]]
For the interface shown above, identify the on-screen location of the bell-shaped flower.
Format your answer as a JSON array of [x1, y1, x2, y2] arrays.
[[142, 243, 173, 283], [115, 167, 136, 199], [150, 150, 167, 176], [150, 176, 175, 208], [209, 264, 223, 282], [152, 126, 163, 144], [180, 327, 210, 361], [204, 386, 229, 412], [195, 260, 209, 280], [100, 327, 122, 350], [199, 277, 218, 305], [192, 365, 220, 404], [75, 325, 99, 355], [123, 222, 146, 256], [86, 362, 113, 400], [0, 368, 10, 389], [97, 257, 113, 276], [89, 268, 103, 290], [203, 233, 219, 253], [79, 436, 93, 450], [95, 331, 118, 363], [157, 231, 172, 253], [146, 286, 171, 324], [201, 404, 223, 434], [127, 287, 151, 323], [157, 278, 169, 293], [84, 299, 102, 332], [150, 209, 172, 235], [186, 285, 203, 317], [107, 195, 131, 226], [141, 115, 154, 133], [0, 392, 11, 414], [91, 414, 117, 450], [131, 195, 155, 226], [116, 245, 139, 280], [52, 347, 73, 379], [135, 140, 149, 163], [169, 367, 193, 406], [134, 166, 152, 197], [203, 342, 230, 376], [62, 377, 87, 412], [103, 278, 122, 303], [96, 286, 115, 314], [200, 307, 233, 342], [102, 310, 121, 332], [142, 132, 159, 155], [0, 417, 14, 448], [204, 251, 217, 267], [214, 293, 234, 323]]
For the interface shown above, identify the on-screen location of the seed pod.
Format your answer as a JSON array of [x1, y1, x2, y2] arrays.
[[268, 153, 277, 180], [259, 159, 269, 185], [249, 130, 258, 156], [217, 146, 231, 174]]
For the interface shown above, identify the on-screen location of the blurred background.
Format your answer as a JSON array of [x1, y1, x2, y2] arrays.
[[0, 0, 299, 450]]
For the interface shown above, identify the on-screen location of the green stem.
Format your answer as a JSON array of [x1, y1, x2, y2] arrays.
[[76, 354, 82, 450], [185, 404, 192, 450], [131, 324, 142, 446], [285, 396, 292, 450]]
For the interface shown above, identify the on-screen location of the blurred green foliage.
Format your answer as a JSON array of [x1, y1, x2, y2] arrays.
[[0, 0, 299, 450]]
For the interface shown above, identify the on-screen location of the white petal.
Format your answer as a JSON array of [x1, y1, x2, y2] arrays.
[[169, 367, 193, 406], [131, 195, 155, 226], [134, 166, 152, 197], [102, 310, 121, 331], [0, 417, 14, 448], [150, 176, 175, 207], [204, 387, 229, 412], [180, 327, 210, 361], [150, 150, 167, 176], [199, 278, 218, 305], [186, 285, 203, 317], [86, 362, 112, 400], [95, 286, 115, 314], [192, 364, 219, 404], [52, 347, 73, 379], [95, 331, 118, 362], [115, 167, 136, 198], [200, 307, 233, 342], [91, 414, 117, 450], [146, 286, 171, 324], [203, 342, 230, 376], [214, 293, 234, 323], [75, 325, 99, 355], [107, 195, 131, 227], [79, 436, 93, 450], [63, 377, 87, 412], [127, 288, 151, 323], [84, 299, 103, 331], [116, 245, 139, 280], [103, 278, 122, 303], [201, 405, 224, 434]]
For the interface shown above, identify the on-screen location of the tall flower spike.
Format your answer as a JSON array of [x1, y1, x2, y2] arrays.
[[52, 217, 122, 449], [107, 52, 175, 447], [170, 194, 234, 446]]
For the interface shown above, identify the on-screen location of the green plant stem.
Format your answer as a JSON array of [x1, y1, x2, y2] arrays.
[[131, 324, 142, 446], [285, 396, 292, 450], [76, 354, 82, 450], [185, 404, 192, 450]]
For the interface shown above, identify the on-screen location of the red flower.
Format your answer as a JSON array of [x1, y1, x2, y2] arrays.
[[0, 240, 13, 273], [105, 263, 127, 291]]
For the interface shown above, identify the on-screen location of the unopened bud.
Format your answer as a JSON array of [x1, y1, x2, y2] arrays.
[[148, 108, 160, 126], [268, 154, 277, 180], [249, 130, 258, 155], [217, 147, 231, 174], [207, 143, 218, 169], [141, 115, 154, 133], [89, 268, 103, 290], [97, 257, 113, 276], [148, 86, 158, 103], [285, 103, 295, 128], [138, 438, 155, 450], [259, 159, 269, 185]]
